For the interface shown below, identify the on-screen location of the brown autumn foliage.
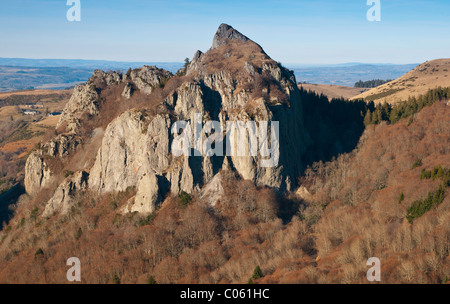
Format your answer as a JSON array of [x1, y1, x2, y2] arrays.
[[261, 101, 450, 284], [0, 170, 313, 284]]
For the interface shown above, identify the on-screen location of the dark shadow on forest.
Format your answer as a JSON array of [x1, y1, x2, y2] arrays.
[[276, 88, 370, 225], [299, 87, 369, 168], [0, 183, 24, 229]]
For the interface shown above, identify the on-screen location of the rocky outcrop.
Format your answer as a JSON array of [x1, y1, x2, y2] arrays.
[[91, 70, 124, 87], [173, 82, 205, 120], [26, 23, 312, 217], [121, 83, 134, 99], [125, 173, 160, 214], [41, 134, 82, 158], [57, 83, 100, 132], [57, 67, 174, 133], [57, 70, 124, 132], [43, 171, 89, 217], [200, 173, 224, 207], [24, 152, 52, 196], [89, 110, 154, 193], [212, 23, 250, 49], [130, 66, 173, 95], [24, 134, 81, 196]]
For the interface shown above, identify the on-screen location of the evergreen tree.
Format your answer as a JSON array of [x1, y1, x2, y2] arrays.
[[364, 110, 372, 126], [252, 266, 263, 280], [372, 106, 382, 124], [183, 57, 190, 70], [147, 276, 157, 284], [381, 102, 391, 121]]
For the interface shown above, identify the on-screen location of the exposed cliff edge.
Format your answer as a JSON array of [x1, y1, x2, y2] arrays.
[[24, 24, 310, 216]]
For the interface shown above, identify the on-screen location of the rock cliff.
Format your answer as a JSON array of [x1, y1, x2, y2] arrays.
[[25, 24, 310, 216]]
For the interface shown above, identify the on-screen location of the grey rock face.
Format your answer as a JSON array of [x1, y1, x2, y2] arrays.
[[43, 171, 89, 217], [57, 70, 125, 133], [174, 82, 205, 120], [27, 23, 311, 217], [91, 70, 123, 87], [244, 62, 256, 75], [57, 84, 100, 132], [124, 173, 160, 214], [212, 23, 250, 49], [42, 134, 81, 158], [57, 67, 173, 133], [192, 50, 203, 63], [89, 110, 154, 193], [24, 134, 81, 196], [24, 152, 52, 196], [200, 173, 224, 207], [130, 65, 173, 95], [121, 83, 134, 99]]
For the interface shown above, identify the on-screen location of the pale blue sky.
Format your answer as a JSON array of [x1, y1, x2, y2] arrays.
[[0, 0, 449, 64]]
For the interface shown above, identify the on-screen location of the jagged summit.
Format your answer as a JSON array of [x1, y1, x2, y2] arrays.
[[212, 23, 250, 49], [25, 22, 307, 218], [188, 24, 271, 76]]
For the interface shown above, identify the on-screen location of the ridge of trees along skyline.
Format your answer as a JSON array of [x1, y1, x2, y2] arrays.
[[354, 79, 392, 88], [362, 86, 450, 126]]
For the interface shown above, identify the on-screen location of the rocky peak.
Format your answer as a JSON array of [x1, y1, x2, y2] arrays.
[[187, 24, 276, 83], [212, 23, 250, 49], [191, 50, 203, 64], [25, 23, 309, 218]]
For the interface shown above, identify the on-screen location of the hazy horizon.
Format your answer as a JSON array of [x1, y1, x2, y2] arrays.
[[0, 56, 422, 67]]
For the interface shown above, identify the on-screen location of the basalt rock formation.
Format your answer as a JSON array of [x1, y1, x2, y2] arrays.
[[25, 24, 310, 216]]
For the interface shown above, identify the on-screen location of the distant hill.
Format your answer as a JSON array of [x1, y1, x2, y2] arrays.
[[353, 59, 450, 104], [291, 63, 418, 87]]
